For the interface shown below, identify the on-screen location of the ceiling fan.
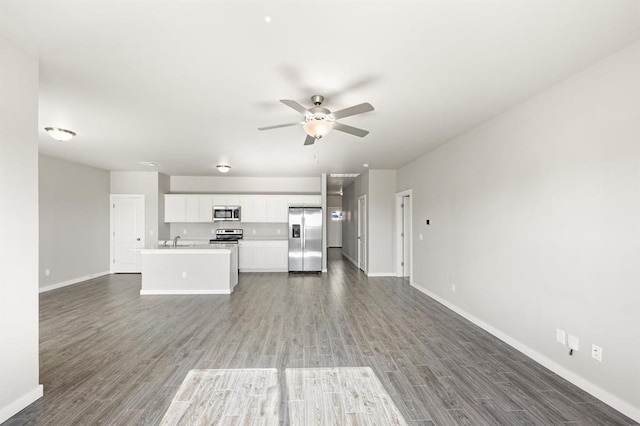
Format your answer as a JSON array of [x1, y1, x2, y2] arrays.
[[258, 95, 374, 146]]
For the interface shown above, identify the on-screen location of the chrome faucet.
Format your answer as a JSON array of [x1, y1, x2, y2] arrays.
[[173, 235, 181, 248]]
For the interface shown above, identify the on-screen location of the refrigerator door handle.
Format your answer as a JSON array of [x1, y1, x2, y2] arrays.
[[301, 215, 305, 250]]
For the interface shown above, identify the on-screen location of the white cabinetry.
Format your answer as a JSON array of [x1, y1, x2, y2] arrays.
[[165, 195, 185, 222], [239, 240, 288, 272], [288, 195, 321, 207], [198, 196, 213, 222], [165, 193, 321, 223], [164, 194, 200, 223], [185, 196, 199, 222]]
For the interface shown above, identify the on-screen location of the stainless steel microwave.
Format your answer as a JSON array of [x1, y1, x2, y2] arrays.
[[213, 206, 241, 221]]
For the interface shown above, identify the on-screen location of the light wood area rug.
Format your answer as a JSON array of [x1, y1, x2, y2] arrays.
[[286, 367, 407, 425], [162, 367, 406, 425]]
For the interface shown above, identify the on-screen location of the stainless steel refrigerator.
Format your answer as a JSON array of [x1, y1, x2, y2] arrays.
[[288, 207, 323, 272]]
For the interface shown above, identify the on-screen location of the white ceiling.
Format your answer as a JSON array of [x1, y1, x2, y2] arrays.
[[2, 1, 639, 182]]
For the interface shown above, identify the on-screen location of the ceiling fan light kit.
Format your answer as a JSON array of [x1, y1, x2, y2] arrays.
[[303, 119, 333, 139], [258, 94, 374, 146], [45, 127, 76, 141]]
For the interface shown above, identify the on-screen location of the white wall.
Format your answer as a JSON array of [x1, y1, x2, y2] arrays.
[[169, 222, 287, 240], [0, 36, 42, 423], [367, 170, 397, 275], [327, 195, 343, 208], [158, 173, 170, 240], [110, 171, 161, 248], [397, 41, 640, 419], [39, 155, 110, 290], [170, 176, 321, 194]]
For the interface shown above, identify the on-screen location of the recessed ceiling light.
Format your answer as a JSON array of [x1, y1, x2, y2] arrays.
[[362, 163, 369, 168], [264, 16, 271, 23], [216, 164, 231, 173], [139, 161, 157, 167], [329, 173, 360, 178], [44, 127, 76, 141]]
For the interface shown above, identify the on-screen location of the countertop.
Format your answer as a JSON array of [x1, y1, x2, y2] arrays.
[[141, 244, 234, 253], [241, 236, 288, 241]]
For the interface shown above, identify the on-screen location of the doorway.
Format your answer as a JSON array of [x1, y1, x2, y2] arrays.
[[357, 195, 367, 272], [110, 194, 145, 273], [395, 190, 412, 281]]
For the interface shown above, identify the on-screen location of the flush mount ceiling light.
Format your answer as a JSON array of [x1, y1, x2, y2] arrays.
[[44, 127, 76, 141], [216, 164, 231, 173], [139, 161, 157, 167]]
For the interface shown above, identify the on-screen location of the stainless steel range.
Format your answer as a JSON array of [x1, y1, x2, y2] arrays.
[[210, 228, 243, 244]]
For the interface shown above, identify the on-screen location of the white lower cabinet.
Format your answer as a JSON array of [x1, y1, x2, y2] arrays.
[[239, 240, 288, 272]]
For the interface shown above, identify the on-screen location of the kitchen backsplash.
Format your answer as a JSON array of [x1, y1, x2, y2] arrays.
[[169, 222, 288, 240]]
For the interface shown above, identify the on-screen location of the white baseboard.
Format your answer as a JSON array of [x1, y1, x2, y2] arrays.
[[367, 272, 396, 277], [0, 384, 43, 424], [39, 271, 110, 293], [410, 281, 640, 423], [342, 252, 358, 267], [140, 289, 232, 295]]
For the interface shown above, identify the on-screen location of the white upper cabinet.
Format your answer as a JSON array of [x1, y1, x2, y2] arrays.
[[185, 196, 199, 222], [198, 196, 213, 222], [164, 195, 186, 222], [266, 196, 289, 223], [288, 195, 321, 207], [164, 193, 321, 223]]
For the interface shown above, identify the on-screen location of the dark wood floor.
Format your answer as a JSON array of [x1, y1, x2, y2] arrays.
[[5, 249, 636, 425]]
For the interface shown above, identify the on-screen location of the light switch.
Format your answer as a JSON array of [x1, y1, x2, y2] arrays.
[[419, 234, 423, 241], [568, 335, 579, 351], [556, 328, 566, 345]]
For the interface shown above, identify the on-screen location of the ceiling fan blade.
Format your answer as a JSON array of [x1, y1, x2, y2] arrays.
[[280, 99, 310, 115], [257, 122, 300, 131], [333, 122, 369, 137], [331, 102, 374, 119], [304, 135, 316, 145]]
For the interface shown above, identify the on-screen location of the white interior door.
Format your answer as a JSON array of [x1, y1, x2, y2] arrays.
[[327, 207, 343, 247], [402, 195, 411, 278], [357, 195, 367, 272], [111, 195, 145, 273]]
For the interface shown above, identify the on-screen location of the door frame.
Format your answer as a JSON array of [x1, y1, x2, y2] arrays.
[[395, 189, 413, 281], [357, 194, 367, 273], [110, 194, 145, 273]]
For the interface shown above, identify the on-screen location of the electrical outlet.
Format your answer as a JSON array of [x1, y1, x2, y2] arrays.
[[277, 229, 281, 235], [252, 229, 256, 235], [183, 229, 187, 235], [568, 335, 579, 351], [591, 344, 603, 362], [211, 229, 216, 234], [451, 284, 456, 292], [182, 271, 187, 278], [556, 328, 566, 345], [45, 268, 51, 276], [149, 230, 154, 236], [419, 233, 423, 241]]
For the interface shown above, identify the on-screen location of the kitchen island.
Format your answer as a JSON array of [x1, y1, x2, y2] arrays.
[[140, 244, 238, 295]]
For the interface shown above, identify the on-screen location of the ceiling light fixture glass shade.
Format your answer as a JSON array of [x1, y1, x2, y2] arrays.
[[45, 127, 76, 141], [303, 119, 333, 139], [216, 164, 231, 173]]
